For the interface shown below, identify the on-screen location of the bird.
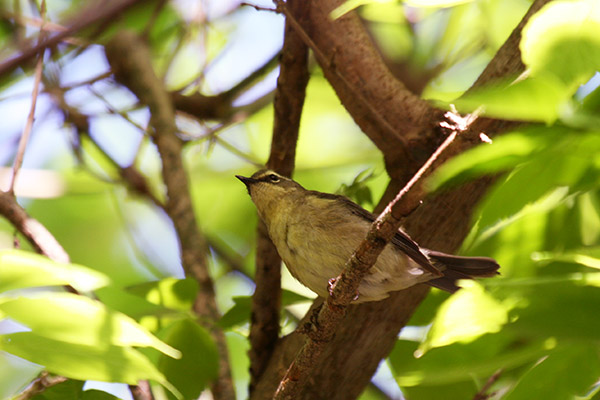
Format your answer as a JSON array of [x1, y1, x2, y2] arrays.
[[237, 169, 499, 303]]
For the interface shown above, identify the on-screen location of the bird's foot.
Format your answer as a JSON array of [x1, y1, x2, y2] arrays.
[[327, 277, 337, 297], [328, 277, 360, 302]]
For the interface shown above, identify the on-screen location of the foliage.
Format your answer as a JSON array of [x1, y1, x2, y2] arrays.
[[0, 0, 599, 399]]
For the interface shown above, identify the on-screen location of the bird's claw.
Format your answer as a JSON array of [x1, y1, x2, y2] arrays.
[[328, 277, 360, 302]]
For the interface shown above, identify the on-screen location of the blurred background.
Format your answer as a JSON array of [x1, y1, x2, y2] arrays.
[[1, 0, 600, 399]]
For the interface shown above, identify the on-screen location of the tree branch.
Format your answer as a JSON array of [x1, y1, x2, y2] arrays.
[[104, 30, 235, 400], [274, 111, 475, 399], [170, 51, 280, 121], [252, 0, 554, 398], [0, 0, 143, 79], [8, 2, 46, 196], [0, 191, 69, 263], [13, 373, 67, 400], [248, 0, 309, 394], [277, 0, 437, 181]]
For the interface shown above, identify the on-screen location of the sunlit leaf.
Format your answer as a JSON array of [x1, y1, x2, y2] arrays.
[[419, 281, 511, 353], [532, 248, 600, 271], [471, 131, 600, 237], [506, 278, 600, 341], [404, 0, 475, 7], [578, 192, 600, 245], [389, 335, 549, 388], [330, 0, 392, 20], [521, 0, 600, 88], [0, 293, 181, 359], [504, 344, 600, 400], [94, 285, 178, 321], [0, 249, 109, 293], [157, 319, 219, 399], [453, 75, 570, 123], [427, 128, 550, 191], [219, 296, 251, 330], [0, 332, 165, 385], [128, 277, 199, 312], [32, 381, 120, 400]]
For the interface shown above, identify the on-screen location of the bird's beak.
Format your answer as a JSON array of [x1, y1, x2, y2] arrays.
[[236, 175, 257, 193]]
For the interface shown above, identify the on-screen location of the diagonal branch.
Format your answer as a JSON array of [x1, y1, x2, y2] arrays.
[[277, 0, 436, 180], [252, 0, 554, 398], [104, 30, 235, 400], [9, 20, 46, 195], [0, 0, 143, 79], [248, 0, 309, 394], [273, 111, 474, 399], [0, 191, 69, 263], [170, 51, 280, 121]]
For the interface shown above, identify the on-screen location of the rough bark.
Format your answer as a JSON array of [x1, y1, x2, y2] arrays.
[[249, 0, 310, 393], [105, 31, 235, 400], [251, 0, 553, 398]]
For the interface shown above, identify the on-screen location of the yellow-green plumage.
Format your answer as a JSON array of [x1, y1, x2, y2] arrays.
[[237, 169, 499, 303]]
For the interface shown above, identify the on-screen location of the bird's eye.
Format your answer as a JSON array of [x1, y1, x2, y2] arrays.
[[268, 174, 280, 183]]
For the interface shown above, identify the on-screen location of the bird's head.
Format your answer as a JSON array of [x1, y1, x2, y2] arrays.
[[236, 169, 304, 224]]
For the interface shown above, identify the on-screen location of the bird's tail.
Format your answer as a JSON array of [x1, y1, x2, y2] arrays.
[[423, 250, 500, 293]]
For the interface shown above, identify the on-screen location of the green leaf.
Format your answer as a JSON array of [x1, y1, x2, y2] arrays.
[[330, 0, 388, 20], [472, 131, 600, 237], [532, 248, 600, 270], [0, 293, 181, 359], [0, 249, 110, 293], [0, 332, 165, 385], [419, 280, 511, 353], [404, 0, 474, 6], [453, 75, 570, 123], [521, 0, 600, 88], [31, 379, 85, 400], [31, 381, 120, 400], [218, 296, 251, 329], [157, 319, 219, 399], [95, 285, 178, 320], [80, 390, 122, 400], [507, 278, 600, 341], [219, 290, 312, 329], [505, 344, 600, 400], [389, 335, 549, 388], [128, 277, 199, 312], [428, 128, 548, 191], [282, 288, 314, 305], [336, 169, 375, 206]]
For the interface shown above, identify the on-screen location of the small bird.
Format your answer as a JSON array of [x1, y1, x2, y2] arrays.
[[237, 169, 499, 303]]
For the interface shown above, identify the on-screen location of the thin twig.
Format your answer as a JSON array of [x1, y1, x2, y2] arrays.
[[61, 71, 112, 90], [8, 0, 47, 195], [0, 0, 144, 78], [14, 373, 67, 400], [473, 369, 503, 400], [241, 2, 279, 13], [273, 110, 479, 399], [88, 86, 148, 133], [0, 191, 70, 263]]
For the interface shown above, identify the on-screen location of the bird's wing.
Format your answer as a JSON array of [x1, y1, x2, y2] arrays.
[[311, 191, 443, 276]]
